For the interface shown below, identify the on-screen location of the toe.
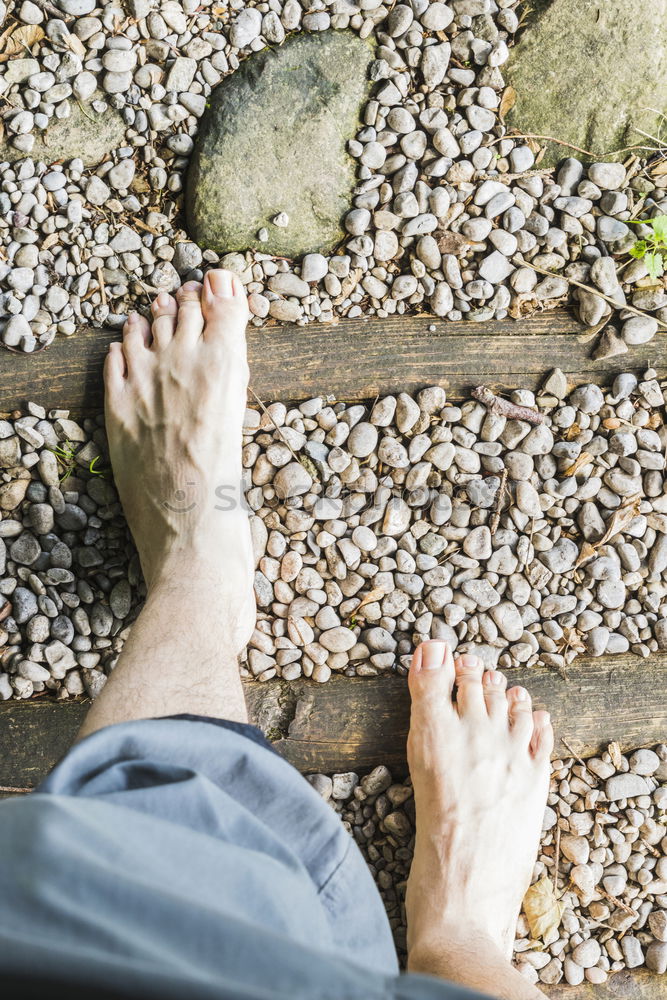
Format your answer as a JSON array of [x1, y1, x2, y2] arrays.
[[174, 281, 205, 344], [202, 269, 250, 349], [104, 341, 127, 390], [408, 640, 456, 717], [482, 669, 508, 719], [151, 291, 178, 348], [507, 686, 534, 745], [122, 312, 152, 368], [529, 710, 554, 762], [453, 653, 486, 717], [408, 641, 456, 772]]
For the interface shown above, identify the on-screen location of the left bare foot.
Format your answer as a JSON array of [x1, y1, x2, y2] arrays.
[[104, 269, 255, 652]]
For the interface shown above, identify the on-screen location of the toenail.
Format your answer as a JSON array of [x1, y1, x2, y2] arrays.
[[126, 311, 139, 326], [512, 686, 528, 701], [208, 269, 232, 297], [181, 281, 200, 292], [156, 292, 170, 308], [487, 670, 504, 685], [458, 654, 482, 669], [421, 640, 447, 670]]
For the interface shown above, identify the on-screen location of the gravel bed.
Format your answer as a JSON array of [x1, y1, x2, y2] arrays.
[[1, 370, 666, 696], [0, 407, 143, 700], [314, 743, 667, 980], [243, 369, 667, 682], [0, 1, 666, 353]]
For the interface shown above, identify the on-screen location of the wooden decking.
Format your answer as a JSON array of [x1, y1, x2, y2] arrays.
[[3, 309, 666, 413], [2, 653, 667, 790]]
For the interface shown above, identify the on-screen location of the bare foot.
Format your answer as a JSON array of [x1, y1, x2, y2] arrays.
[[104, 269, 255, 652], [406, 640, 553, 969]]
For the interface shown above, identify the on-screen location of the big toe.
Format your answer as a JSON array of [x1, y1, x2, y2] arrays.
[[408, 640, 456, 721], [201, 269, 250, 346]]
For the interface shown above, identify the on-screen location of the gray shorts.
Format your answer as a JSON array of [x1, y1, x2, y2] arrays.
[[0, 715, 480, 1000]]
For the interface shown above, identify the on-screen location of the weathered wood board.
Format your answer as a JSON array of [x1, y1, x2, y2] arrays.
[[2, 652, 666, 791], [542, 968, 663, 1000], [2, 309, 665, 413]]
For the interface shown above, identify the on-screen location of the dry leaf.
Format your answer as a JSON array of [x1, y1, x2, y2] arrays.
[[65, 33, 86, 58], [650, 159, 667, 177], [349, 586, 390, 620], [562, 626, 586, 654], [435, 230, 469, 255], [507, 292, 538, 319], [340, 267, 362, 299], [575, 541, 597, 568], [498, 85, 517, 122], [523, 876, 565, 943], [576, 494, 642, 566], [41, 233, 60, 251], [608, 741, 623, 770], [564, 451, 593, 477], [599, 494, 642, 546], [0, 24, 45, 56]]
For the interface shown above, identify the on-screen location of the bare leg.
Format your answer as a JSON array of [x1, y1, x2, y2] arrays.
[[79, 270, 256, 740], [405, 640, 553, 1000]]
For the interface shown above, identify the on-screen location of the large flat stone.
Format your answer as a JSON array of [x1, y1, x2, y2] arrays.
[[0, 101, 125, 167], [506, 0, 667, 166], [186, 30, 374, 257]]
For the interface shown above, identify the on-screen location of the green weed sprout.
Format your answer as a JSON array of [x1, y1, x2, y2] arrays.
[[629, 214, 667, 280], [51, 442, 109, 482]]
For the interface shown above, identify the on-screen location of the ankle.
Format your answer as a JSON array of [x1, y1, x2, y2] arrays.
[[408, 932, 547, 1000], [408, 921, 498, 973]]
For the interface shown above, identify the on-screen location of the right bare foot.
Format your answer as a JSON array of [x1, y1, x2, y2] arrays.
[[406, 640, 553, 970]]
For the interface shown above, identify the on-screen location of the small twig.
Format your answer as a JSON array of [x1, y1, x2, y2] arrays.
[[76, 100, 97, 124], [475, 167, 555, 183], [247, 386, 308, 473], [32, 0, 74, 20], [490, 467, 508, 535], [599, 888, 638, 917], [134, 219, 161, 236], [0, 598, 11, 621], [517, 259, 667, 331], [641, 838, 661, 858], [524, 515, 536, 569], [472, 385, 546, 425], [553, 824, 561, 893], [560, 737, 594, 778], [96, 266, 107, 307], [489, 132, 598, 158]]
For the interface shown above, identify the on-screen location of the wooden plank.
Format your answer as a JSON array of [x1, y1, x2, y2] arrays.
[[542, 968, 663, 1000], [2, 653, 666, 790], [3, 310, 665, 413], [272, 653, 667, 774]]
